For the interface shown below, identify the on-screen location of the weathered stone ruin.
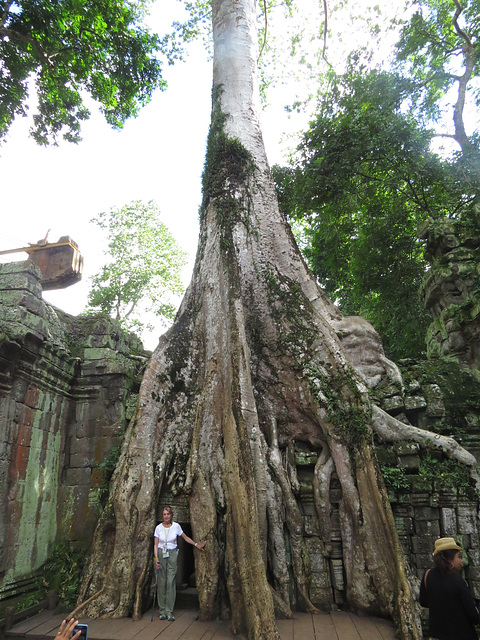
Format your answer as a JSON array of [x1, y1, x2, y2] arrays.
[[420, 211, 480, 367], [0, 261, 147, 611]]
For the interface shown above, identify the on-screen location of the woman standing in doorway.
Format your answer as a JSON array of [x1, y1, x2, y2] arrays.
[[419, 537, 479, 640], [154, 506, 206, 621]]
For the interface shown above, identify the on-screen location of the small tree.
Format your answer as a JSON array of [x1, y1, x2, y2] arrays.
[[87, 200, 186, 335]]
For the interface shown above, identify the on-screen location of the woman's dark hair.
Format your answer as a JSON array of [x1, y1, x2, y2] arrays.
[[434, 549, 459, 574]]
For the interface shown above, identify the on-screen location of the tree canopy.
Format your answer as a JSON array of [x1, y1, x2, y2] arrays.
[[273, 0, 480, 360], [395, 0, 480, 154], [87, 200, 186, 336], [0, 0, 166, 145]]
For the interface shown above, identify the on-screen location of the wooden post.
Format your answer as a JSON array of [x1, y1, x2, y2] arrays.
[[4, 606, 15, 631], [47, 590, 58, 610]]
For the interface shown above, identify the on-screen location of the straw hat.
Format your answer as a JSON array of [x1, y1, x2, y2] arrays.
[[433, 537, 462, 556]]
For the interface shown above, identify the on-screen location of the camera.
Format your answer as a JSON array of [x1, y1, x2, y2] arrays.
[[72, 624, 88, 639]]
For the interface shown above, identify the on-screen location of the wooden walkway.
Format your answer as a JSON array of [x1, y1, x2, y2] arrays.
[[5, 608, 397, 640]]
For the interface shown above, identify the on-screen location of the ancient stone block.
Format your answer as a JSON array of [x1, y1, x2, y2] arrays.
[[412, 536, 436, 554], [398, 454, 421, 470], [415, 519, 440, 537], [457, 504, 478, 535], [304, 514, 320, 537], [408, 476, 433, 492], [439, 508, 458, 536], [414, 506, 440, 521], [423, 384, 445, 418], [394, 504, 414, 518], [382, 396, 405, 413], [394, 517, 414, 535], [393, 442, 420, 456], [64, 468, 92, 486], [467, 549, 480, 566], [405, 395, 427, 412], [329, 559, 344, 591]]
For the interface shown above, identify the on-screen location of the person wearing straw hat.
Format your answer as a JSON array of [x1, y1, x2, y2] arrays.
[[419, 537, 479, 640]]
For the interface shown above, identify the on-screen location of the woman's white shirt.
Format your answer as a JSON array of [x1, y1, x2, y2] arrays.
[[154, 522, 183, 551]]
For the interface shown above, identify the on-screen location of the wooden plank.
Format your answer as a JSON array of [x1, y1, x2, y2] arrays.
[[289, 612, 315, 640], [6, 607, 398, 640], [6, 610, 54, 635], [112, 615, 155, 640], [151, 610, 200, 640], [209, 620, 234, 639], [25, 613, 65, 637], [311, 612, 339, 640], [178, 617, 221, 640], [370, 617, 397, 640], [127, 616, 173, 640], [349, 614, 388, 640], [276, 617, 294, 640], [276, 618, 293, 640], [330, 611, 361, 640], [73, 617, 136, 640]]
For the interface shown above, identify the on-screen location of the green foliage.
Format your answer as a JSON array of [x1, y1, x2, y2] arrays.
[[0, 0, 166, 145], [160, 0, 212, 64], [98, 443, 122, 505], [13, 571, 46, 612], [201, 86, 255, 248], [43, 541, 87, 608], [400, 357, 480, 440], [273, 67, 465, 359], [304, 363, 371, 451], [272, 0, 480, 362], [394, 0, 480, 153], [379, 463, 409, 491], [87, 200, 187, 334], [419, 452, 473, 492]]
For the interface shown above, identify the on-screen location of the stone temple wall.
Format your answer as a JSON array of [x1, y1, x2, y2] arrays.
[[420, 213, 480, 368], [0, 262, 147, 604], [290, 358, 480, 614]]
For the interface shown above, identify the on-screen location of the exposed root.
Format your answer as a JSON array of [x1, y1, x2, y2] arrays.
[[267, 417, 321, 614], [372, 405, 480, 489], [269, 585, 293, 619], [68, 586, 105, 620], [313, 448, 334, 556]]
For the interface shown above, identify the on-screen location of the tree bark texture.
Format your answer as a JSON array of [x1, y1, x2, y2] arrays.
[[75, 1, 476, 638]]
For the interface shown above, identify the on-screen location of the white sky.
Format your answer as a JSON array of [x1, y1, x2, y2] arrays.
[[0, 0, 406, 349]]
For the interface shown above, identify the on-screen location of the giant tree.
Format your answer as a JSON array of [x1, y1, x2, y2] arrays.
[[73, 0, 479, 638]]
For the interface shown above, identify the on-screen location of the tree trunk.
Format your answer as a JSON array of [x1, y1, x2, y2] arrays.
[[75, 0, 432, 637]]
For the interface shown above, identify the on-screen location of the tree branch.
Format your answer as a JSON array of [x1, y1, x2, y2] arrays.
[[452, 0, 473, 48], [321, 0, 328, 61], [1, 0, 14, 29], [0, 26, 54, 68], [258, 0, 267, 62]]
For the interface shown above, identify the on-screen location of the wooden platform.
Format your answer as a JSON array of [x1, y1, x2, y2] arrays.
[[5, 608, 397, 640]]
